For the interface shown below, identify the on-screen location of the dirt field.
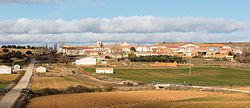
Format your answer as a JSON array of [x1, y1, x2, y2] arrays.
[[0, 74, 20, 82], [26, 90, 246, 108], [234, 87, 250, 91], [31, 76, 99, 90]]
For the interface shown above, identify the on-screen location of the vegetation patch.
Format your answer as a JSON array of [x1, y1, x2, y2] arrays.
[[128, 55, 185, 63], [0, 83, 9, 89], [0, 74, 20, 82]]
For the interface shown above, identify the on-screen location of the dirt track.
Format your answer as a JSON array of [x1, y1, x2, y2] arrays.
[[0, 58, 35, 108]]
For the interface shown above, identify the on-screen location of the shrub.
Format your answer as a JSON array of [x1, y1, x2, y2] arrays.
[[1, 45, 7, 48], [3, 48, 9, 52], [104, 86, 114, 92], [26, 51, 32, 55], [34, 88, 61, 96], [128, 55, 185, 63]]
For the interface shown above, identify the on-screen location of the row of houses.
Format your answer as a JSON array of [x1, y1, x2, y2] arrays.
[[0, 65, 21, 74], [58, 41, 243, 59]]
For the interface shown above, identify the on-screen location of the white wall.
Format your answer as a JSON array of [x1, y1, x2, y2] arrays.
[[76, 57, 96, 65], [0, 66, 12, 74], [36, 67, 46, 73], [96, 69, 113, 74]]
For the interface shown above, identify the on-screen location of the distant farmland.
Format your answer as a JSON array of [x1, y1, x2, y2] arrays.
[[26, 90, 250, 108], [84, 66, 250, 86], [32, 77, 99, 90]]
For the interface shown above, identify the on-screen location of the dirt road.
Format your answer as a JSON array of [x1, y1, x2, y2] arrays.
[[0, 58, 35, 108]]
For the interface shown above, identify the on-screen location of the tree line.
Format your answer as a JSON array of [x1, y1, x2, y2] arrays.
[[1, 45, 38, 49], [0, 50, 32, 63], [128, 55, 185, 63]]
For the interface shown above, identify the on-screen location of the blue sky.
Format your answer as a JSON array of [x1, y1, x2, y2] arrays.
[[0, 0, 249, 43], [1, 0, 250, 21]]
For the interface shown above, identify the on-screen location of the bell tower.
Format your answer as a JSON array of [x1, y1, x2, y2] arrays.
[[97, 40, 102, 47]]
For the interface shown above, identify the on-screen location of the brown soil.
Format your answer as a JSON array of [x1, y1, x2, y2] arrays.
[[26, 90, 220, 108]]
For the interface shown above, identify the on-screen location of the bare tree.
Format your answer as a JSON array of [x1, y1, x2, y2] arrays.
[[235, 48, 250, 63], [110, 45, 123, 61]]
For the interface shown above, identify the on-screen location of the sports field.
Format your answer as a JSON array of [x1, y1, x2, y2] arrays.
[[84, 66, 250, 86]]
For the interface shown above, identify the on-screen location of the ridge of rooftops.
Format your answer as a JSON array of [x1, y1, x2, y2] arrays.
[[60, 43, 230, 50]]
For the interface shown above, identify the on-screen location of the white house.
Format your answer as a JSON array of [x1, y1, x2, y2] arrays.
[[179, 44, 200, 48], [0, 65, 12, 74], [96, 68, 113, 74], [36, 66, 46, 73], [222, 46, 231, 49], [136, 46, 149, 52], [135, 52, 151, 57], [75, 57, 96, 65]]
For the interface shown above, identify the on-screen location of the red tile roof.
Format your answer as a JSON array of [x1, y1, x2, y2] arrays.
[[166, 46, 180, 48], [62, 46, 94, 49], [152, 52, 165, 54]]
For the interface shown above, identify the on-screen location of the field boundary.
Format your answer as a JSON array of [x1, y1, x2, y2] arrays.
[[156, 84, 250, 93]]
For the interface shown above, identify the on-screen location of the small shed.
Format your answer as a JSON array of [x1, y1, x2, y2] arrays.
[[0, 65, 12, 74], [36, 66, 46, 73], [14, 65, 21, 70], [96, 68, 114, 74], [75, 57, 96, 65]]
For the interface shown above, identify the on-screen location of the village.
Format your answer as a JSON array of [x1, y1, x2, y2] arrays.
[[0, 41, 250, 108], [58, 41, 245, 66], [1, 0, 250, 107]]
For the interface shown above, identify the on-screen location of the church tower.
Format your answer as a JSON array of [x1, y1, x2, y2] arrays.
[[97, 40, 103, 47]]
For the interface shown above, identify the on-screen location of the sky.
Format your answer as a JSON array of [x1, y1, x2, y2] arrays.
[[0, 0, 250, 44]]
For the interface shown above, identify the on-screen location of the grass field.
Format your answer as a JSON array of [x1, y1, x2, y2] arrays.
[[0, 83, 9, 89], [0, 74, 20, 82], [0, 74, 20, 89], [32, 76, 99, 90], [84, 66, 250, 86], [26, 90, 250, 108]]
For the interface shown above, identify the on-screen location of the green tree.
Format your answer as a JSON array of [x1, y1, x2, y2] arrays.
[[3, 48, 9, 52], [130, 47, 136, 52], [1, 45, 7, 48], [7, 45, 12, 48], [26, 51, 33, 55]]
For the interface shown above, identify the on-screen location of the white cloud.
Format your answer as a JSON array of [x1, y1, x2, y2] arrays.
[[0, 0, 54, 3], [0, 16, 249, 34], [0, 32, 249, 43], [0, 16, 249, 43]]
